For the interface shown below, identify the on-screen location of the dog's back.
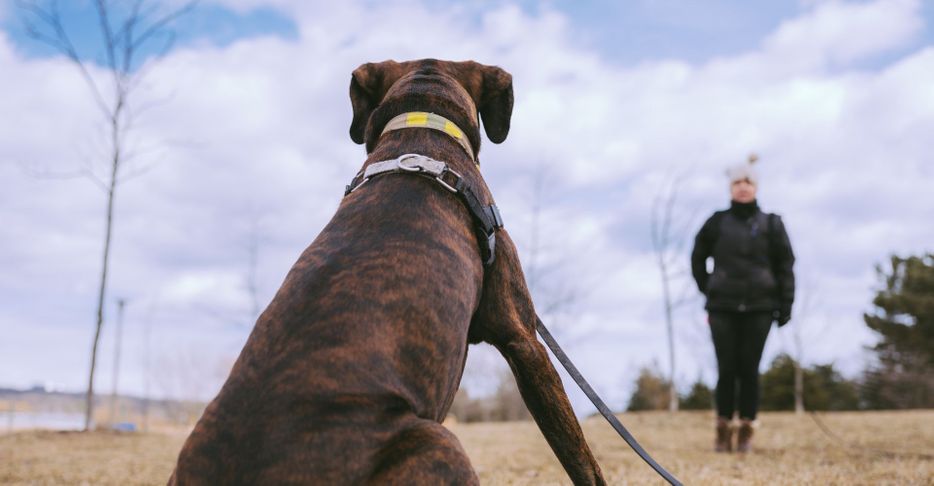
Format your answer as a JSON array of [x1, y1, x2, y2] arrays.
[[172, 174, 485, 483]]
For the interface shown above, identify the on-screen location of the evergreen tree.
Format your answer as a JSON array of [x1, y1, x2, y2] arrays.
[[862, 254, 934, 409], [760, 354, 798, 411], [810, 364, 859, 411], [679, 379, 713, 410], [626, 365, 670, 411], [760, 354, 859, 411]]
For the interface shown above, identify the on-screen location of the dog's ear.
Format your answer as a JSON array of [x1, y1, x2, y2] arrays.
[[349, 63, 380, 144], [479, 66, 514, 144], [349, 61, 402, 144]]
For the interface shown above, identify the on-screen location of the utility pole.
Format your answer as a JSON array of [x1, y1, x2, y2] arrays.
[[109, 298, 126, 426], [6, 401, 13, 433], [142, 309, 152, 433]]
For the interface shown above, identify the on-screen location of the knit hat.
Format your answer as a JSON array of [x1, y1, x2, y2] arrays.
[[726, 153, 759, 185]]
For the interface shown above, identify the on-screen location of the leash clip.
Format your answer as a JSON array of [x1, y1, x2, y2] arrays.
[[398, 154, 444, 175], [344, 153, 502, 266], [397, 153, 430, 172], [397, 153, 460, 193]]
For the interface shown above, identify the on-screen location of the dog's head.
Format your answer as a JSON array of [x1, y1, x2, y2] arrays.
[[349, 59, 514, 156]]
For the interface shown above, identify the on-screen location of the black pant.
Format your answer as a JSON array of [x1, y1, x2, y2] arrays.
[[709, 311, 772, 420]]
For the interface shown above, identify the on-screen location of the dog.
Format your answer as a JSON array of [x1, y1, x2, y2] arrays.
[[169, 59, 606, 485]]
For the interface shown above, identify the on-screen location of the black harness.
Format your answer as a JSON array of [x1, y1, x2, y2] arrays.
[[344, 153, 503, 265]]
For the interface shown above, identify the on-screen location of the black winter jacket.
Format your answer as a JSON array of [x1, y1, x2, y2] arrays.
[[691, 200, 795, 315]]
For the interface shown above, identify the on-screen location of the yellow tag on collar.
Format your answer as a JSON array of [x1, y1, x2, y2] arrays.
[[381, 112, 475, 162], [443, 121, 463, 139], [406, 112, 429, 126]]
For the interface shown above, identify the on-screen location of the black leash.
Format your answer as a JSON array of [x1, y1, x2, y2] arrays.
[[535, 316, 683, 486]]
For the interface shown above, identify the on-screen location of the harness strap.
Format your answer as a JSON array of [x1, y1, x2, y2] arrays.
[[535, 316, 683, 486], [344, 154, 503, 265]]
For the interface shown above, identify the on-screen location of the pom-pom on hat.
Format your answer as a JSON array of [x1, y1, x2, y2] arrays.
[[726, 153, 759, 185]]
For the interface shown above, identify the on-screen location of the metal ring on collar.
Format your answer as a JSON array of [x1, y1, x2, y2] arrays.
[[398, 153, 427, 172], [344, 153, 502, 266]]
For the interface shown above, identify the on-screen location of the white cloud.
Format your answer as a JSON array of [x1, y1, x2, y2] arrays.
[[766, 0, 922, 66], [2, 0, 932, 413]]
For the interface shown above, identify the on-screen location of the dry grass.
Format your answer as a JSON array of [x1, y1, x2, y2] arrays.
[[455, 410, 934, 485], [1, 411, 931, 485]]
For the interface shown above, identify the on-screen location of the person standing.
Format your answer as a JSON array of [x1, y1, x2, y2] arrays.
[[691, 154, 795, 453]]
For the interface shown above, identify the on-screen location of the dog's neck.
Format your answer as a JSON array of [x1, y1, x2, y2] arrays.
[[363, 120, 493, 213], [364, 90, 482, 159], [368, 128, 476, 175], [379, 112, 475, 162]]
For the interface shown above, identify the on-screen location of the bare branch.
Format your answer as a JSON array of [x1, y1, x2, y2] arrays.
[[539, 286, 579, 317], [649, 194, 661, 252], [126, 87, 177, 122], [15, 0, 54, 24], [132, 1, 197, 52], [111, 0, 142, 48], [20, 20, 69, 52], [671, 282, 700, 310], [16, 0, 112, 117], [660, 182, 677, 249], [648, 168, 697, 412], [94, 0, 118, 73], [120, 2, 142, 74], [190, 302, 251, 330], [18, 161, 110, 192], [117, 159, 161, 184]]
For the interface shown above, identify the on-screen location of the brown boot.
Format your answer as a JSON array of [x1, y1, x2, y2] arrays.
[[736, 419, 755, 453], [714, 417, 732, 452]]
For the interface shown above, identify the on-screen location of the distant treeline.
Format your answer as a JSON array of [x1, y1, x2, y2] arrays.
[[628, 253, 934, 412], [0, 388, 205, 428]]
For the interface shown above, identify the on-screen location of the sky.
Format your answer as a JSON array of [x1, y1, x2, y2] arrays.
[[2, 0, 933, 415]]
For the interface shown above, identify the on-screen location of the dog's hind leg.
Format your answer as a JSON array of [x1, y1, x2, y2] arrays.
[[365, 419, 479, 486], [470, 230, 607, 486]]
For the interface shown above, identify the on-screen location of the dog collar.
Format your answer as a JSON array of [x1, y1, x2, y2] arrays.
[[380, 112, 476, 163], [344, 153, 503, 265]]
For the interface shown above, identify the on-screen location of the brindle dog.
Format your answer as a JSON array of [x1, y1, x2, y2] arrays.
[[169, 59, 606, 485]]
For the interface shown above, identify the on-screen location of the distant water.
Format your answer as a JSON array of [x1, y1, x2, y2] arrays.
[[4, 411, 85, 432]]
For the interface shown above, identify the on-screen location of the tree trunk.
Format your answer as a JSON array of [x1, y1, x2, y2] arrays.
[[661, 262, 679, 412], [794, 359, 804, 414], [108, 298, 126, 425], [84, 122, 121, 431], [793, 327, 805, 414]]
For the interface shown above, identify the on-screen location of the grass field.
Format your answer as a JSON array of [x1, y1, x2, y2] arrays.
[[1, 410, 931, 485]]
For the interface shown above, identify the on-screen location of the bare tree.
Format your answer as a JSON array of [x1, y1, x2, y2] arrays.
[[650, 173, 698, 412], [776, 279, 826, 414], [16, 0, 195, 431], [241, 211, 267, 324], [188, 212, 268, 330], [522, 167, 587, 332], [791, 301, 807, 415], [245, 219, 263, 323], [140, 297, 156, 432], [108, 297, 127, 426]]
